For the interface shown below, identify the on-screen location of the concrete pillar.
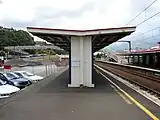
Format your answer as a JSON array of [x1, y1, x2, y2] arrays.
[[142, 55, 146, 66], [69, 42, 71, 84], [137, 55, 140, 65], [68, 36, 94, 87], [146, 55, 149, 65], [80, 37, 84, 85], [132, 55, 135, 64], [83, 36, 93, 87], [157, 53, 160, 68], [149, 54, 153, 67]]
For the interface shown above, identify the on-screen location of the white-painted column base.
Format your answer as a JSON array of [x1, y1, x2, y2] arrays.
[[68, 84, 94, 88], [86, 84, 95, 87], [68, 84, 80, 87]]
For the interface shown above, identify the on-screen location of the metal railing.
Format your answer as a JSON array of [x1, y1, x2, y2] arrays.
[[102, 50, 128, 64]]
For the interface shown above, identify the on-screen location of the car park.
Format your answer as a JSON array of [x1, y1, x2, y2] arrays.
[[0, 80, 20, 98], [26, 61, 43, 66], [13, 71, 43, 83], [0, 72, 31, 89]]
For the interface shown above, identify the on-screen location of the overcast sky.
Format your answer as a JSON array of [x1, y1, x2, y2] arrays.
[[0, 0, 160, 50]]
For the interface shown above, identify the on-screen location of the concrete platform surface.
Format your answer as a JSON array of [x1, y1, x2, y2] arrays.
[[0, 69, 155, 120]]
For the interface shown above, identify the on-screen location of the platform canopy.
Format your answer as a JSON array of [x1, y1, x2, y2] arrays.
[[27, 26, 136, 52]]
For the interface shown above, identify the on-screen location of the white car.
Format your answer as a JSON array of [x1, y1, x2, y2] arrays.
[[13, 71, 43, 83], [0, 80, 20, 98]]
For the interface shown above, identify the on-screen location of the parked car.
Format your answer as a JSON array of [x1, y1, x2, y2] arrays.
[[0, 72, 31, 89], [0, 80, 20, 98], [4, 72, 32, 83], [13, 71, 43, 83]]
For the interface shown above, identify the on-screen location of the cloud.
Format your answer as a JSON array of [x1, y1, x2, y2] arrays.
[[107, 0, 160, 51], [0, 0, 131, 29], [0, 0, 160, 50], [33, 2, 95, 20], [30, 1, 96, 28]]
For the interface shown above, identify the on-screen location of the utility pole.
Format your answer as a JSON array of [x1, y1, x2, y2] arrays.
[[117, 41, 131, 52], [117, 41, 132, 64]]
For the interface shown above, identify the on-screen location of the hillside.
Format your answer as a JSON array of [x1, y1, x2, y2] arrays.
[[0, 27, 35, 49]]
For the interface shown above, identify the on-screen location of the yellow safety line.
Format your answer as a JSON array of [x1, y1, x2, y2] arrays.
[[117, 91, 133, 104], [110, 84, 132, 104], [123, 91, 159, 120], [95, 65, 159, 120]]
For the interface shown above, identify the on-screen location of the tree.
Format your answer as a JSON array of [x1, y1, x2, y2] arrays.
[[96, 53, 101, 58], [0, 27, 35, 50]]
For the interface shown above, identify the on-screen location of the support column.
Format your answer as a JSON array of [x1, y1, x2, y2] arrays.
[[83, 36, 94, 87], [80, 37, 84, 85], [68, 36, 94, 87], [132, 55, 135, 64], [69, 42, 71, 84], [137, 55, 140, 65]]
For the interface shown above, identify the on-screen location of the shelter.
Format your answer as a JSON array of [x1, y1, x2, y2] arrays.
[[27, 26, 136, 87]]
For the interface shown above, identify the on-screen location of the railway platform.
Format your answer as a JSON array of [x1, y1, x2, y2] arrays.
[[0, 67, 160, 120]]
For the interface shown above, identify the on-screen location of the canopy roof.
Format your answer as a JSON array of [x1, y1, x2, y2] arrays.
[[27, 26, 136, 52]]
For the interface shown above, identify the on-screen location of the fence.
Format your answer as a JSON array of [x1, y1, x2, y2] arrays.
[[1, 60, 68, 78]]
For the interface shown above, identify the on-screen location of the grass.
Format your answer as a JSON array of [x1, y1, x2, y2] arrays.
[[31, 55, 59, 62]]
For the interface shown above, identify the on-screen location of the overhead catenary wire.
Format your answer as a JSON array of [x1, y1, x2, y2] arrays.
[[129, 27, 160, 39], [130, 28, 160, 42], [137, 27, 160, 35], [125, 0, 158, 26], [122, 0, 160, 50], [137, 11, 160, 26], [136, 32, 160, 41]]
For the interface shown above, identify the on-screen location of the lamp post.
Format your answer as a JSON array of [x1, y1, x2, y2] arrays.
[[117, 41, 131, 52], [117, 41, 132, 64]]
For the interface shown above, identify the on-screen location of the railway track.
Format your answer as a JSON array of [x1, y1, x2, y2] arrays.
[[95, 61, 160, 98]]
